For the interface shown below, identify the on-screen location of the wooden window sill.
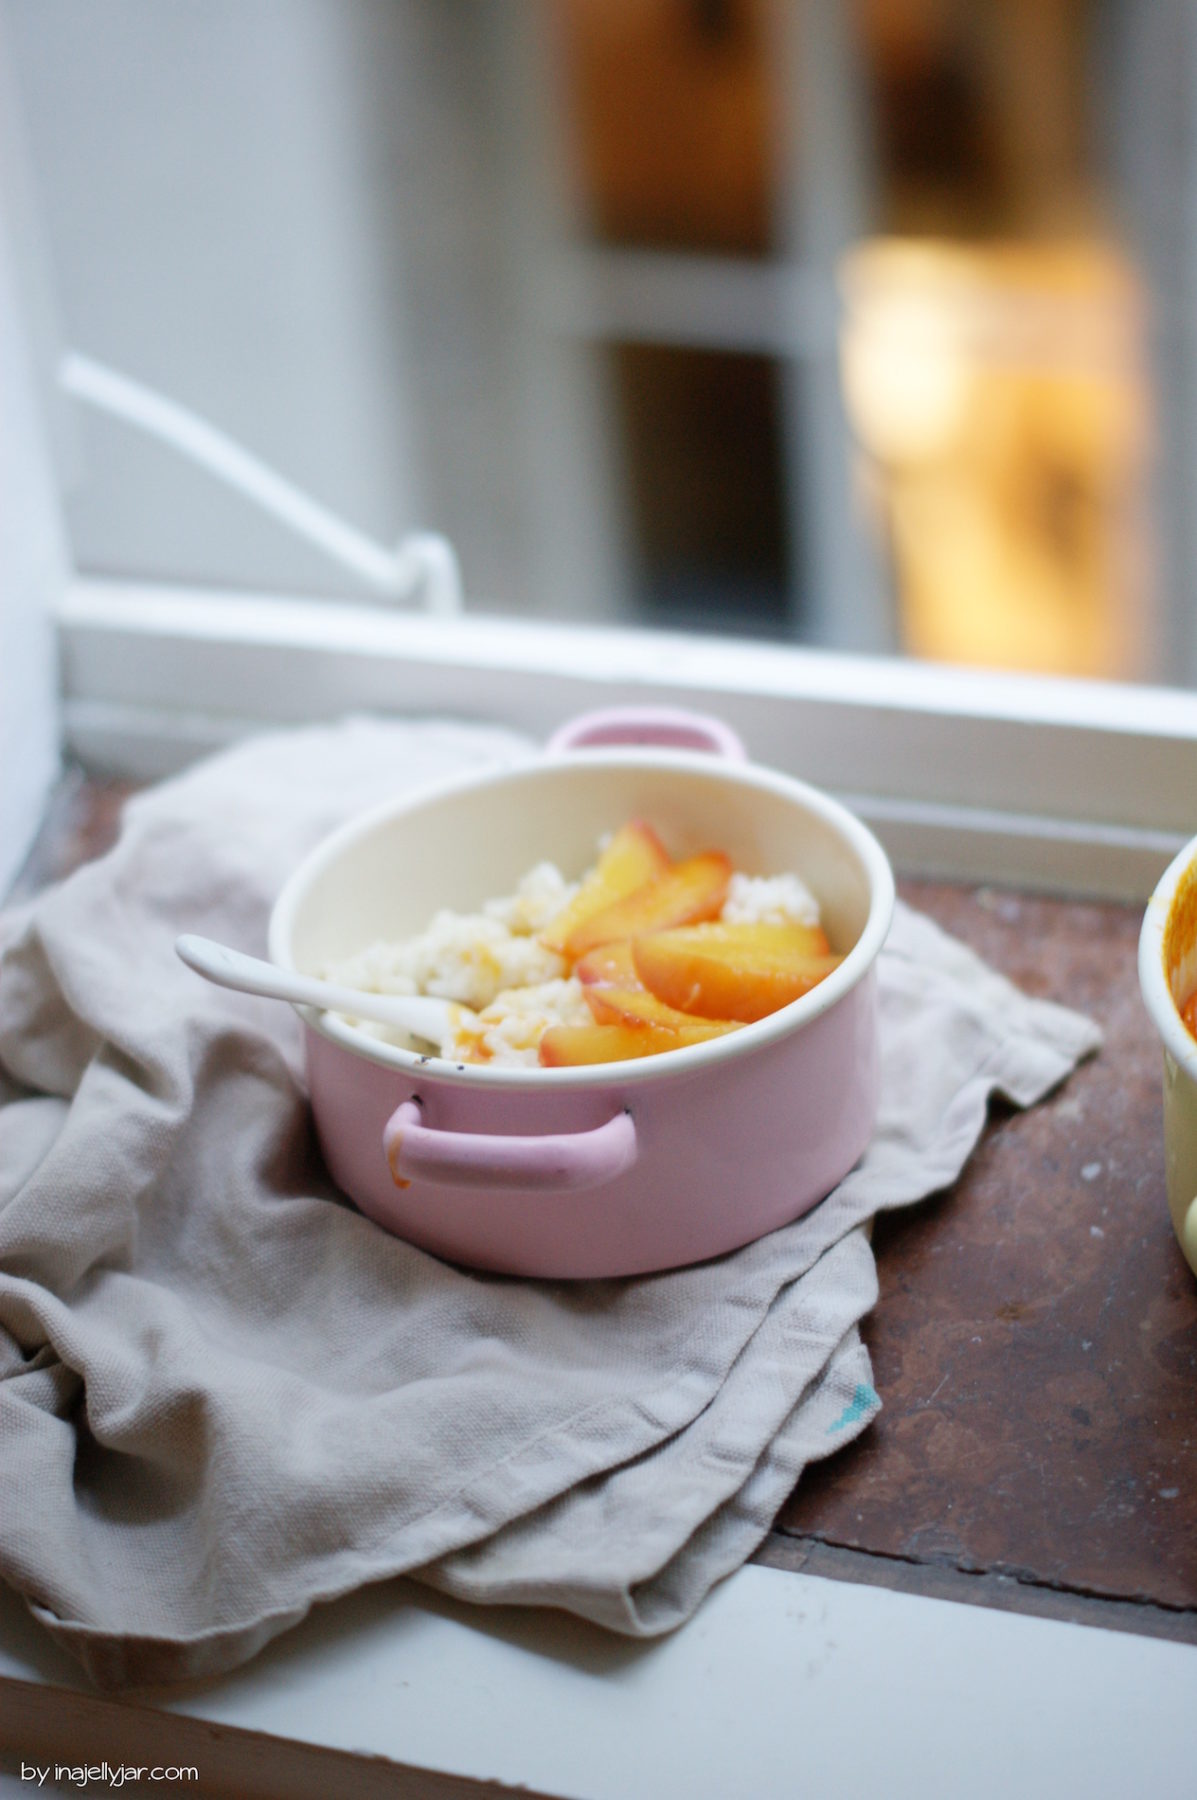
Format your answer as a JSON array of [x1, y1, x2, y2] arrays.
[[8, 773, 1194, 1646]]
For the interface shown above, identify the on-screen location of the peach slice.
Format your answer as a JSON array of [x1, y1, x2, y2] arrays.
[[633, 922, 841, 1023], [563, 852, 732, 960], [540, 822, 670, 956], [538, 1019, 738, 1067], [584, 983, 736, 1034], [574, 940, 642, 989]]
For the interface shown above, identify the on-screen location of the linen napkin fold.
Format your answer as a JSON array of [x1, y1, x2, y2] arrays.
[[0, 719, 1101, 1689]]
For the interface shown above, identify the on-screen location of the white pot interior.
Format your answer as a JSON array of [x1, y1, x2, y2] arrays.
[[275, 756, 882, 979]]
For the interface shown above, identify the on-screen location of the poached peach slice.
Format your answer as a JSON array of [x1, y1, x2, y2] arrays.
[[563, 851, 732, 960], [538, 1018, 739, 1067], [633, 921, 841, 1023], [540, 822, 670, 956], [584, 982, 736, 1033], [573, 939, 642, 989], [576, 945, 734, 1029]]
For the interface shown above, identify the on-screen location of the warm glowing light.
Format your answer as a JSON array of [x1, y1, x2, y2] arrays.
[[841, 289, 972, 465], [838, 239, 1150, 679]]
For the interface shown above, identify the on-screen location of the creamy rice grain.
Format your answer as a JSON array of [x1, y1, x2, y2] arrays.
[[324, 863, 577, 1014], [447, 977, 592, 1067], [721, 872, 820, 927]]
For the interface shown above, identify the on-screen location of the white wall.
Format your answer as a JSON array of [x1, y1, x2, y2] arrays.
[[0, 22, 63, 894], [4, 0, 430, 600]]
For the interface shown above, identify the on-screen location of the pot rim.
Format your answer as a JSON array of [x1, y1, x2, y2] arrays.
[[1139, 831, 1197, 1077], [268, 745, 896, 1091]]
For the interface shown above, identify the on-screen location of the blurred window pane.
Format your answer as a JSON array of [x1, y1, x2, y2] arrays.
[[841, 240, 1151, 678], [861, 0, 1096, 238], [611, 344, 792, 632], [554, 0, 779, 258]]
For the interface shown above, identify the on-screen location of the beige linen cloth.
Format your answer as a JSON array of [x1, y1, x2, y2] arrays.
[[0, 720, 1101, 1689]]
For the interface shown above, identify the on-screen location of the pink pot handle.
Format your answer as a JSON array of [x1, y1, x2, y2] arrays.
[[383, 1100, 638, 1192], [547, 706, 747, 761]]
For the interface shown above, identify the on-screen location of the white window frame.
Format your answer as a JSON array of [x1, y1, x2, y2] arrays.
[[58, 573, 1197, 903]]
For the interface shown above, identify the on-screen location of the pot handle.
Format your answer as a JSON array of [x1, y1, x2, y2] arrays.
[[547, 705, 747, 762], [383, 1099, 638, 1193]]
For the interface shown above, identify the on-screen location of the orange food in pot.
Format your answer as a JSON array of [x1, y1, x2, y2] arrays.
[[531, 828, 845, 1065], [540, 1018, 740, 1066], [540, 820, 670, 955], [632, 922, 840, 1023], [574, 940, 642, 989], [562, 851, 732, 959]]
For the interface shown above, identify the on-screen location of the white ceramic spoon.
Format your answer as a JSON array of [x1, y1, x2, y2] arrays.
[[175, 934, 462, 1046]]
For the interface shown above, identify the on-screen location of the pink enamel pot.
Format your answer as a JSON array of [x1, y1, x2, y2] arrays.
[[267, 708, 895, 1278]]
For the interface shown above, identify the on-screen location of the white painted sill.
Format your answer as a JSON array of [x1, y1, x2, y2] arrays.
[[3, 1564, 1195, 1800], [57, 576, 1197, 901]]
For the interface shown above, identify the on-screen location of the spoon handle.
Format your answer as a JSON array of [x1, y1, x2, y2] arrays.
[[175, 935, 455, 1043]]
